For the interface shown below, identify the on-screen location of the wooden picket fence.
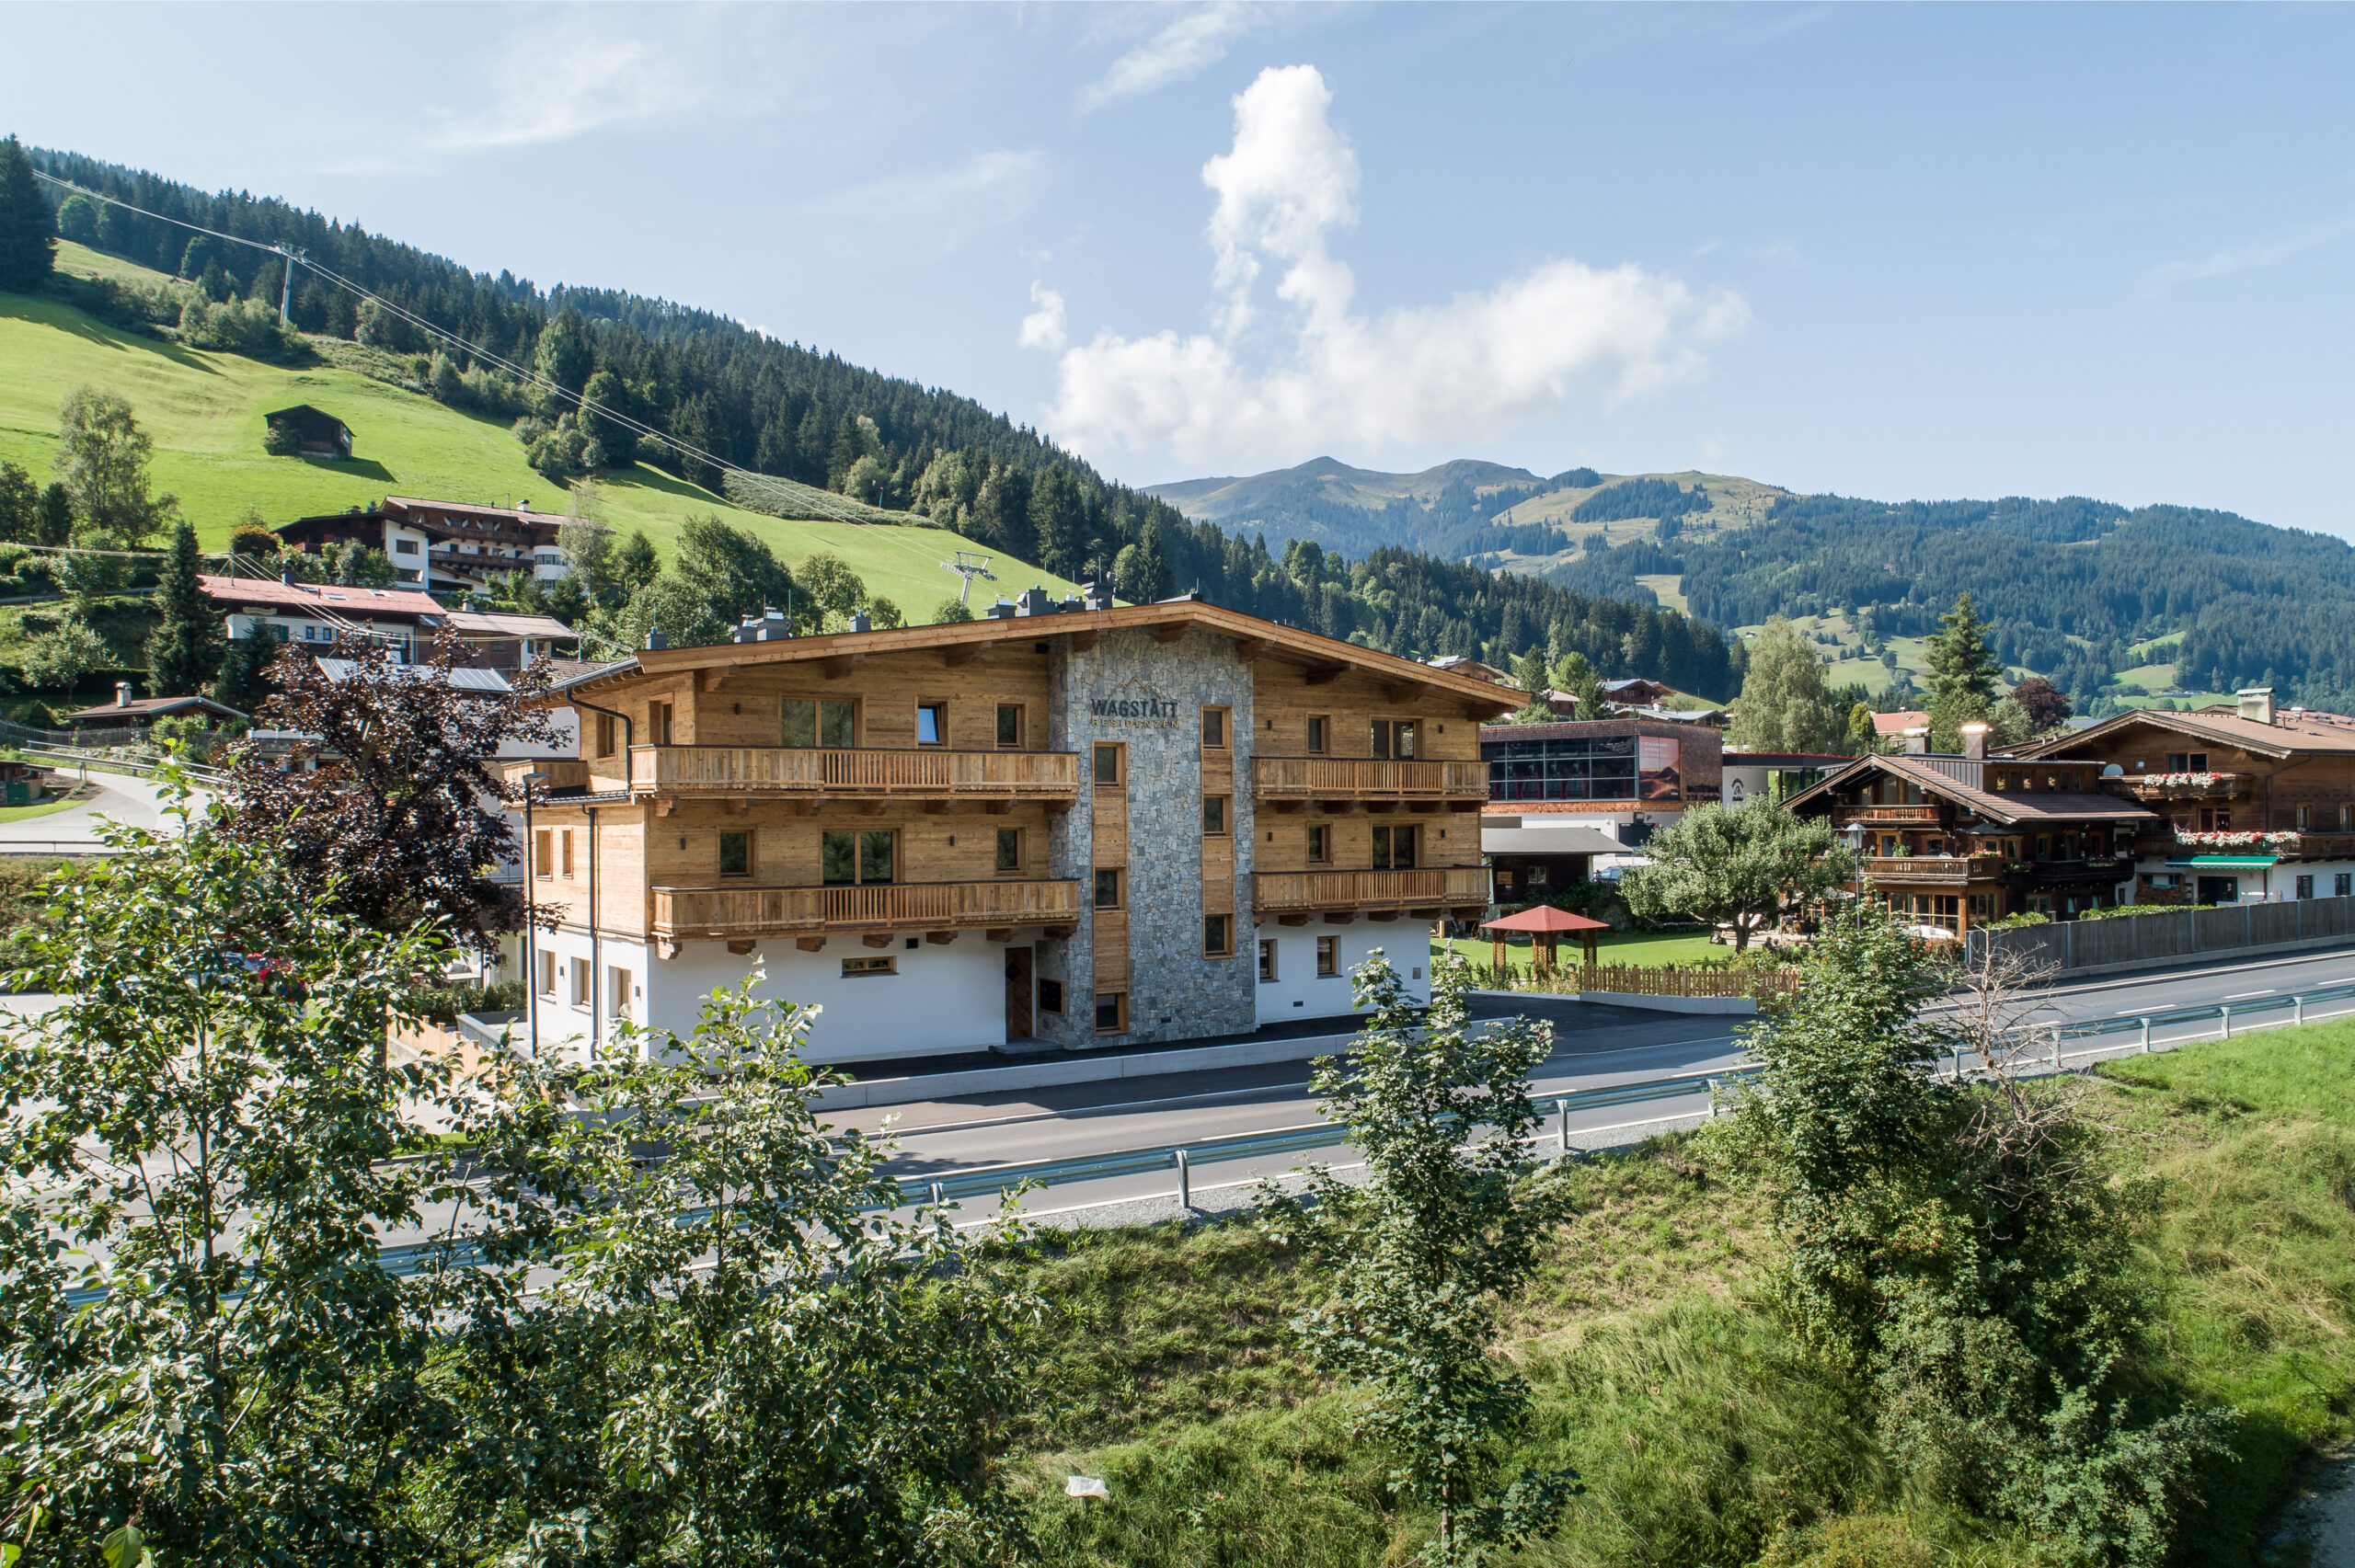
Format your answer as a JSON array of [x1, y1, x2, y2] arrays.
[[1476, 959, 1804, 1007]]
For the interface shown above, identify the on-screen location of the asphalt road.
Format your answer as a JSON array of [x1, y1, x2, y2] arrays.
[[844, 944, 2355, 1228]]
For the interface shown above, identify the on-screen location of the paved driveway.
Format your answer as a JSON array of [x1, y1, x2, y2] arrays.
[[0, 773, 213, 853]]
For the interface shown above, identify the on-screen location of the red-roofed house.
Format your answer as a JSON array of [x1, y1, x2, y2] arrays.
[[276, 497, 573, 592], [201, 575, 451, 661]]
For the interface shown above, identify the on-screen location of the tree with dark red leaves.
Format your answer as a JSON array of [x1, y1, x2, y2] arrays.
[[2007, 674, 2073, 735], [219, 636, 562, 956]]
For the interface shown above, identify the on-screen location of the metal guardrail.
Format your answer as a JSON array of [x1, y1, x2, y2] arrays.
[[14, 741, 227, 787]]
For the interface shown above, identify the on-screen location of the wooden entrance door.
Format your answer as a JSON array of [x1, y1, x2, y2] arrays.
[[1005, 946, 1034, 1040]]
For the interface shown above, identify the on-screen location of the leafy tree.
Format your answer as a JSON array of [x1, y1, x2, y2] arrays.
[[220, 637, 559, 956], [0, 133, 54, 292], [1550, 648, 1606, 721], [0, 793, 470, 1564], [0, 459, 35, 543], [144, 519, 223, 695], [52, 385, 177, 547], [1730, 615, 1844, 753], [1265, 954, 1578, 1564], [557, 518, 623, 609], [797, 551, 869, 628], [2008, 673, 2071, 732], [580, 365, 638, 466], [614, 526, 661, 591], [1709, 907, 2229, 1565], [427, 979, 1052, 1562], [1844, 699, 1879, 756], [534, 303, 593, 398], [1621, 798, 1851, 951], [18, 611, 107, 691], [225, 508, 280, 559], [932, 597, 976, 624], [673, 514, 791, 628], [867, 594, 904, 629], [52, 191, 99, 246]]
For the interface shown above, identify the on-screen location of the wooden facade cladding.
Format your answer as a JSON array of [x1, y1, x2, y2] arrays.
[[1862, 854, 2008, 884], [1254, 867, 1492, 918], [1093, 750, 1130, 1005], [650, 878, 1079, 942], [627, 745, 1077, 804]]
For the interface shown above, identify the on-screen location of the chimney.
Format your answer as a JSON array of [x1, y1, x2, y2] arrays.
[[2237, 686, 2276, 726], [1014, 587, 1052, 617], [114, 681, 134, 709], [733, 614, 761, 645], [849, 611, 871, 634], [1903, 728, 1929, 755], [755, 607, 790, 642], [1959, 720, 1989, 761], [985, 598, 1017, 620], [644, 627, 668, 650]]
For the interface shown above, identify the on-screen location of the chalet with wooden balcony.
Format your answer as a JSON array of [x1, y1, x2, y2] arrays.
[[500, 593, 1514, 1066], [2008, 689, 2355, 906], [1783, 730, 2161, 932]]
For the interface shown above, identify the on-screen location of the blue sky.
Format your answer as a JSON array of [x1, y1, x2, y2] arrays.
[[13, 4, 2355, 534]]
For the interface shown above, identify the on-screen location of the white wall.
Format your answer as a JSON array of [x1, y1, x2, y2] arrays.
[[1252, 922, 1431, 1027]]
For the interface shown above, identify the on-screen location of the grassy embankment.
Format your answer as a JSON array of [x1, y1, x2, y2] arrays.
[[998, 1021, 2355, 1565], [0, 242, 1084, 616]]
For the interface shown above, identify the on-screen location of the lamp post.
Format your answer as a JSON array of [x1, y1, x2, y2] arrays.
[[1844, 821, 1868, 913], [519, 770, 550, 1060]]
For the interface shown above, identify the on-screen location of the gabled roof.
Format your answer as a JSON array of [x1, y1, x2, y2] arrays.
[[201, 575, 447, 622], [63, 693, 248, 723], [1873, 710, 1931, 735], [556, 599, 1522, 715], [2016, 705, 2355, 761], [1782, 752, 2161, 828], [443, 609, 576, 641]]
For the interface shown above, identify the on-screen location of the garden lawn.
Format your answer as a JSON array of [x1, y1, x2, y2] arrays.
[[1, 252, 1083, 618], [0, 795, 80, 824]]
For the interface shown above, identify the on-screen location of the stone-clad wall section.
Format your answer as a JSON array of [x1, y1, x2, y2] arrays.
[[1037, 624, 1256, 1047]]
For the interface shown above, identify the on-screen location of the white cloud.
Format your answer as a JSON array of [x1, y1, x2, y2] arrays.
[[2142, 213, 2355, 294], [1018, 283, 1068, 353], [1028, 64, 1749, 469], [426, 35, 709, 154], [1080, 4, 1264, 111], [822, 150, 1049, 251]]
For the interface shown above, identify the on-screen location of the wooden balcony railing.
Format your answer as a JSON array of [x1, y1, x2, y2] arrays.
[[1252, 866, 1493, 915], [1252, 757, 1488, 801], [1832, 804, 1944, 827], [630, 746, 1079, 801], [651, 877, 1079, 939], [2099, 773, 2252, 803], [1861, 854, 2008, 884]]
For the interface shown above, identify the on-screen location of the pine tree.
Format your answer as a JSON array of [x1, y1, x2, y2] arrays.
[[1925, 591, 2001, 750], [33, 482, 73, 546], [1128, 516, 1171, 601], [146, 521, 224, 695], [0, 134, 55, 294]]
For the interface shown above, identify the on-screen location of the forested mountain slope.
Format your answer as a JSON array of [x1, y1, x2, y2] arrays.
[[1153, 457, 2355, 712], [14, 144, 1749, 699]]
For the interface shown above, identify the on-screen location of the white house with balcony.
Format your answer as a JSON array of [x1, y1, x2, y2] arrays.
[[275, 496, 573, 594]]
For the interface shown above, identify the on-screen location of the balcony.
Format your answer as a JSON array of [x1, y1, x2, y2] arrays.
[[629, 746, 1079, 810], [1861, 854, 2007, 885], [650, 877, 1079, 949], [1252, 757, 1488, 812], [2100, 773, 2252, 804], [2028, 857, 2135, 884], [1252, 866, 1493, 920], [1832, 804, 1944, 828]]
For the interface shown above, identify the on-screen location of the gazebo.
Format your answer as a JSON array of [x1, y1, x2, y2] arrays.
[[1479, 906, 1610, 974]]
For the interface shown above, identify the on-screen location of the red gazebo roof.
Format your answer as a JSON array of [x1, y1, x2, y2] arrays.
[[1479, 907, 1610, 933]]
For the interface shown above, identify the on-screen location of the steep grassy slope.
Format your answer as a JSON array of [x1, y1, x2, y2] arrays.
[[0, 245, 1081, 616]]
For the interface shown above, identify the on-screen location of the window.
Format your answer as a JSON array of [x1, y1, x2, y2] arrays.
[[595, 713, 616, 758], [1201, 795, 1228, 835], [2296, 875, 2315, 900], [650, 701, 674, 746], [1307, 715, 1327, 754], [782, 698, 857, 749], [394, 537, 419, 555], [2342, 806, 2352, 831], [1094, 868, 1121, 909], [571, 961, 591, 1009], [1316, 935, 1339, 977], [996, 704, 1024, 748], [534, 829, 554, 879], [1372, 824, 1417, 870], [1204, 913, 1232, 956], [609, 966, 632, 1019], [2165, 751, 2210, 773], [994, 827, 1021, 873], [2297, 804, 2313, 830], [1093, 743, 1121, 785], [718, 831, 752, 877], [1201, 706, 1228, 749], [916, 702, 948, 746], [560, 830, 575, 877], [1306, 825, 1328, 864], [2338, 874, 2352, 898], [842, 956, 897, 978], [1094, 992, 1126, 1033], [1258, 939, 1278, 981], [1970, 894, 1994, 920], [536, 950, 557, 997], [821, 830, 893, 886], [1039, 978, 1065, 1014], [1372, 719, 1416, 760]]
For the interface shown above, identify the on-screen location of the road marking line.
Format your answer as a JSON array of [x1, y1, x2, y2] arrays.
[[2224, 990, 2277, 1000]]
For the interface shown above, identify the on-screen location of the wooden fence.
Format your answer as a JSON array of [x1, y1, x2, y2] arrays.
[[1475, 959, 1804, 1005]]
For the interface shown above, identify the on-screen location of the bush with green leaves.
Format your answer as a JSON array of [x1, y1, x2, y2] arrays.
[[1621, 797, 1851, 949], [1706, 905, 2230, 1565], [17, 612, 109, 691]]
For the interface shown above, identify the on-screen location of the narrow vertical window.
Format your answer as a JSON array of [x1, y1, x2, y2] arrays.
[[781, 699, 817, 748], [1093, 743, 1121, 785], [1094, 868, 1121, 909], [560, 830, 575, 876], [996, 704, 1023, 748], [995, 827, 1022, 873], [534, 829, 554, 879], [718, 831, 752, 877], [1316, 934, 1339, 976], [1201, 706, 1228, 749], [1202, 913, 1231, 956], [1307, 824, 1327, 864], [916, 702, 947, 746], [1200, 795, 1228, 835], [1307, 715, 1327, 754], [1258, 939, 1277, 981], [819, 700, 857, 748]]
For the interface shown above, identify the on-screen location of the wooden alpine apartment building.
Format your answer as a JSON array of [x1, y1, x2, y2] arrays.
[[501, 591, 1511, 1064]]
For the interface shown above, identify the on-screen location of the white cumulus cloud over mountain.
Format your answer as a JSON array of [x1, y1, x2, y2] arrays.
[[1028, 64, 1748, 469]]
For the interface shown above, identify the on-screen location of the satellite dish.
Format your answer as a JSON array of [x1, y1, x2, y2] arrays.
[[2101, 763, 2124, 777]]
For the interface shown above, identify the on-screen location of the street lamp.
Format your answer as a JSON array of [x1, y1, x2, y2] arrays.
[[1844, 821, 1868, 910], [519, 770, 550, 1059]]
